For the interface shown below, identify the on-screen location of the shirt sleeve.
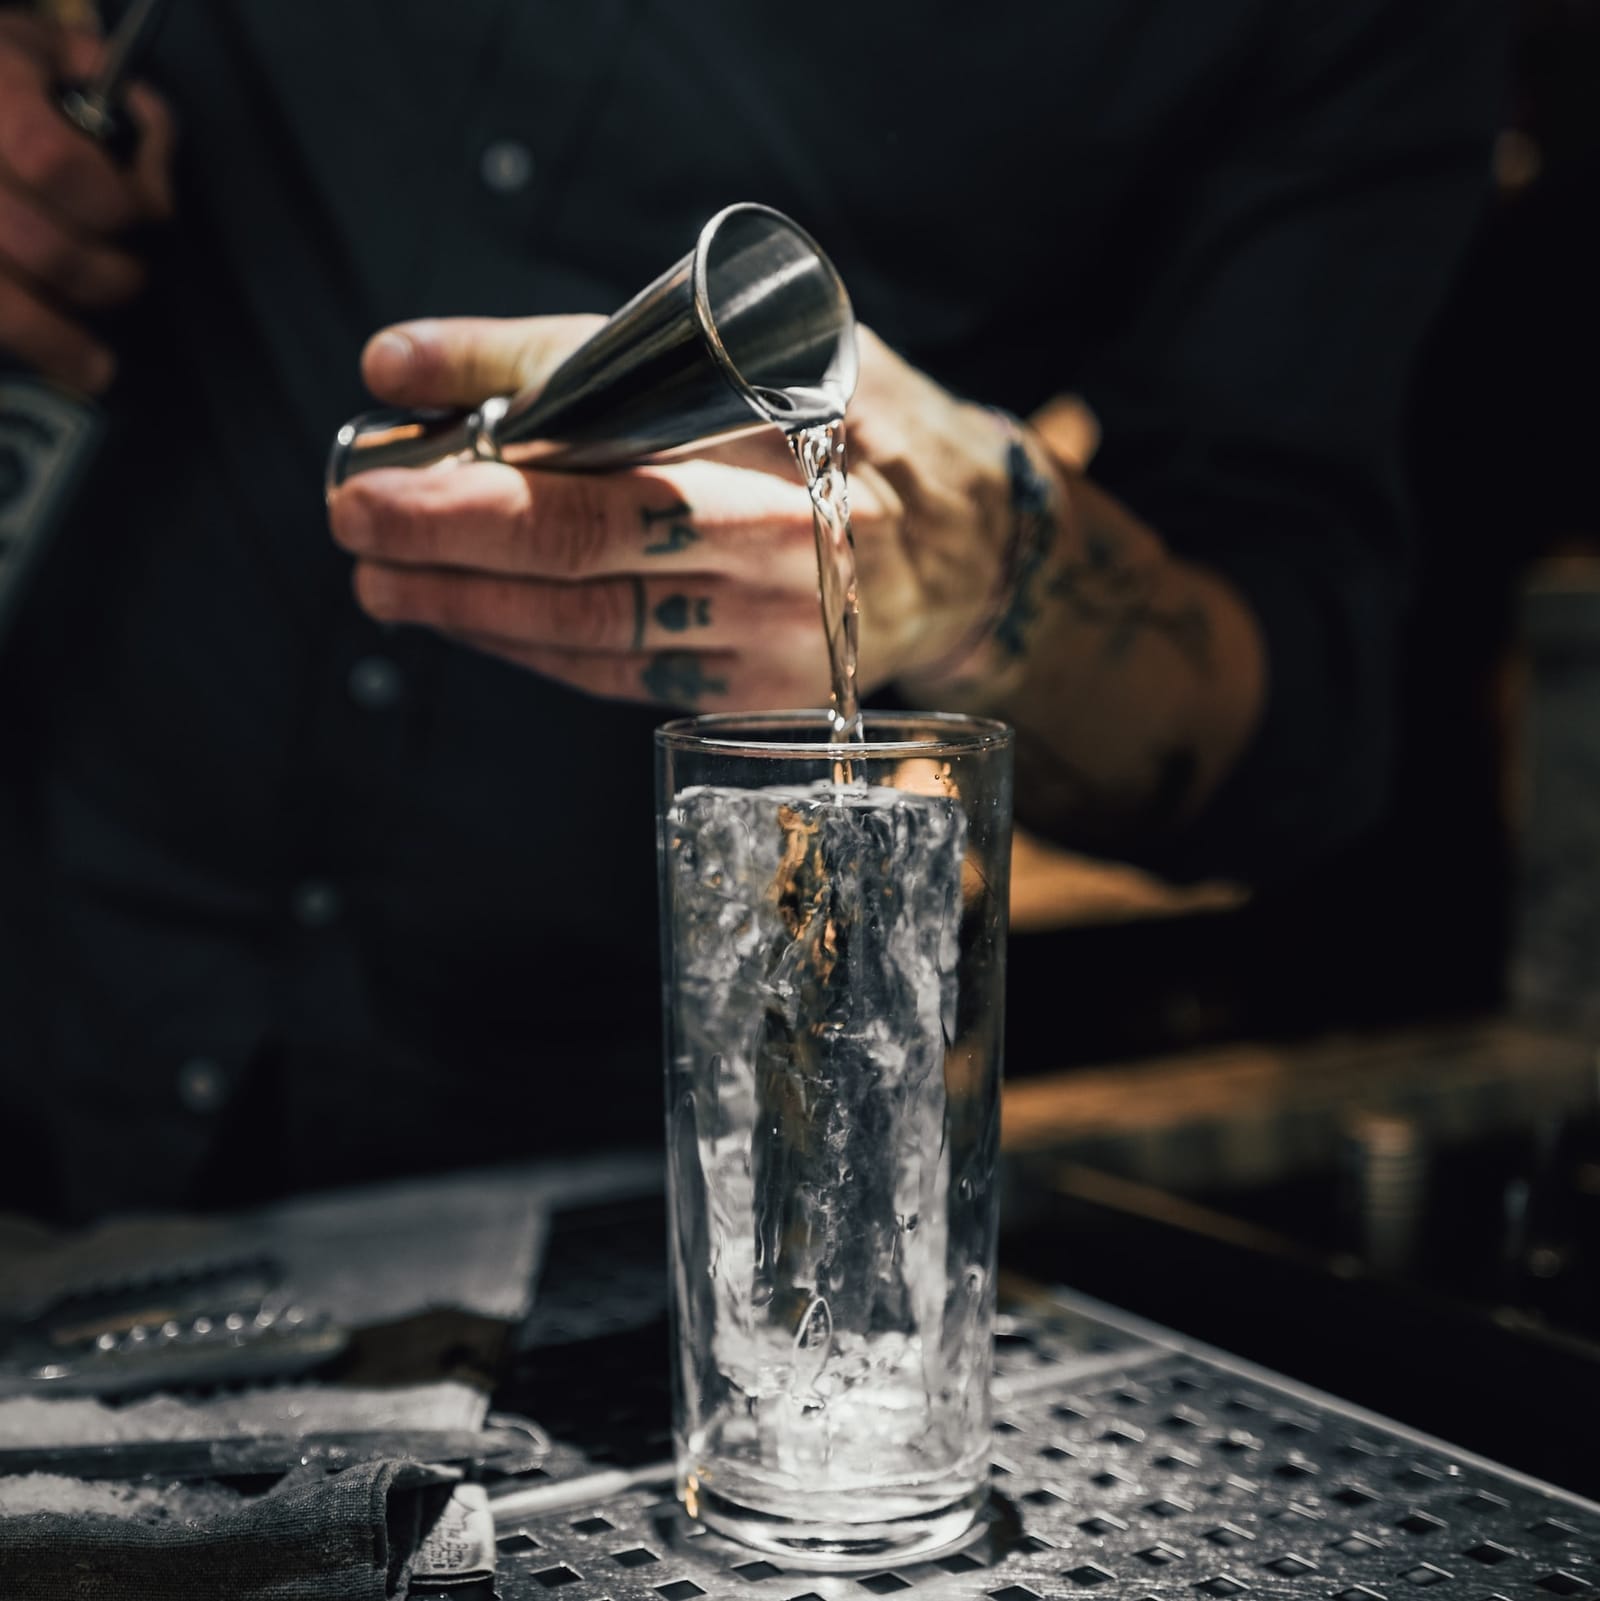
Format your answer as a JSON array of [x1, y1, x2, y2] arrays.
[[1080, 0, 1508, 885]]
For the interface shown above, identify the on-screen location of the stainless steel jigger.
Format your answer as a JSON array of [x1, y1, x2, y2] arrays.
[[326, 202, 858, 490]]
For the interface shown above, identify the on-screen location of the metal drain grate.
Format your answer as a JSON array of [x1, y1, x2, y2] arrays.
[[493, 1286, 1599, 1601]]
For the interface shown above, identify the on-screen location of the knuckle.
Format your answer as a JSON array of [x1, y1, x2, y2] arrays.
[[359, 491, 400, 553], [386, 486, 445, 563], [555, 580, 623, 648], [567, 480, 614, 575], [597, 580, 635, 647], [445, 577, 494, 633], [540, 477, 611, 578]]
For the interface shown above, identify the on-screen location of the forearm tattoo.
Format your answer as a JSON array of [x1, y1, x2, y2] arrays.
[[985, 427, 1218, 838], [992, 434, 1214, 677], [1050, 529, 1214, 675], [992, 439, 1057, 659]]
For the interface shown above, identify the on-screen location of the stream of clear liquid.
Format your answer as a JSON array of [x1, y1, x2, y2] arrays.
[[782, 412, 863, 766]]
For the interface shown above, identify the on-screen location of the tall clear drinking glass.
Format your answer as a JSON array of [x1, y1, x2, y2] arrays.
[[656, 712, 1012, 1567]]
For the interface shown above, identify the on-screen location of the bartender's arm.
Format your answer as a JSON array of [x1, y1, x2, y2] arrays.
[[329, 0, 1503, 883], [330, 327, 1263, 857]]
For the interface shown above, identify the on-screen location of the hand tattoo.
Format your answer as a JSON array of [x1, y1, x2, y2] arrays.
[[654, 594, 712, 633], [641, 499, 699, 556], [642, 650, 727, 704]]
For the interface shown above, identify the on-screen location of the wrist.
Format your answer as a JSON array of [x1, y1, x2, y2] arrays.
[[898, 408, 1065, 705]]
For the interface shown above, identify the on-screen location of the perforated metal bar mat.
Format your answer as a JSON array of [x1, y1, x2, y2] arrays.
[[493, 1286, 1599, 1601]]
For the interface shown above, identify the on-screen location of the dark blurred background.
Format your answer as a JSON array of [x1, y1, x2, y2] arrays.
[[1002, 0, 1600, 1496], [1011, 0, 1600, 1060]]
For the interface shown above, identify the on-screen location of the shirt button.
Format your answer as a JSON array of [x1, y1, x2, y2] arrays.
[[178, 1057, 227, 1114], [348, 654, 404, 710], [292, 879, 342, 929], [480, 138, 534, 194]]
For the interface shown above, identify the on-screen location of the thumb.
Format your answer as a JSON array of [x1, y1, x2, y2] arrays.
[[361, 314, 606, 408]]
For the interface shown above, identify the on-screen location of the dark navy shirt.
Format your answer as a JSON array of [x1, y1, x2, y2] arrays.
[[0, 0, 1504, 1217]]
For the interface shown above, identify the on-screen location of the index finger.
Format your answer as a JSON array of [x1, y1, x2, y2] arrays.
[[329, 458, 825, 589]]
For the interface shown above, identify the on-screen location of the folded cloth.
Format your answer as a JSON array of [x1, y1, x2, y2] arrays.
[[0, 1458, 457, 1601], [0, 1383, 489, 1451], [0, 1167, 552, 1330]]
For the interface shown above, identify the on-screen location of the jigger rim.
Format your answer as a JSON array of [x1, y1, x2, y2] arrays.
[[691, 202, 860, 421]]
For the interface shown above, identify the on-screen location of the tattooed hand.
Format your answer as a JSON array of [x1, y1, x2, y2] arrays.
[[326, 314, 1016, 711], [328, 311, 1265, 844]]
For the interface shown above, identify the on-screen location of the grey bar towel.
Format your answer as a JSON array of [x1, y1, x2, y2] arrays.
[[0, 1458, 455, 1600]]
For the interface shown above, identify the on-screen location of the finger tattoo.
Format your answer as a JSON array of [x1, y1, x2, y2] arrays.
[[642, 650, 728, 704], [641, 499, 699, 556], [653, 594, 712, 633]]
